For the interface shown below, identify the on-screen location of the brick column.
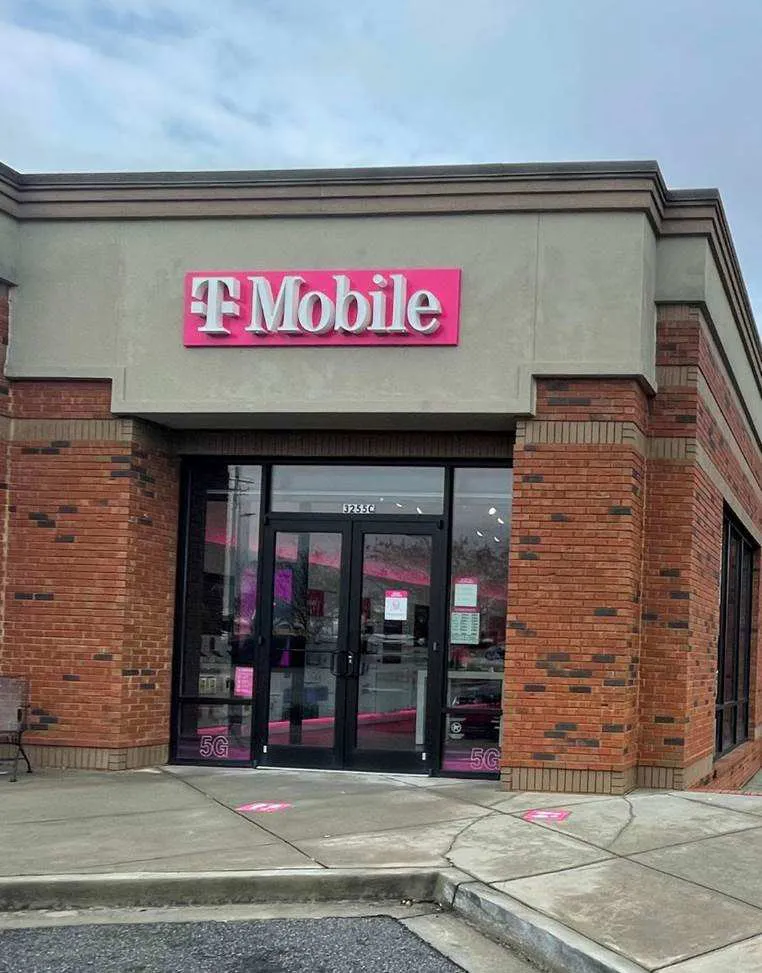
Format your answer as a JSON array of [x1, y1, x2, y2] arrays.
[[0, 286, 10, 666], [639, 307, 762, 789], [502, 379, 648, 794], [4, 381, 179, 770]]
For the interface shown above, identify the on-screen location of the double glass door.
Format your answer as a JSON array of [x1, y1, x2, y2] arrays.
[[258, 520, 444, 771]]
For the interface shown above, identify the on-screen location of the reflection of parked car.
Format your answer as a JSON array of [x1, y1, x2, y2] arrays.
[[448, 682, 501, 740], [450, 641, 505, 671]]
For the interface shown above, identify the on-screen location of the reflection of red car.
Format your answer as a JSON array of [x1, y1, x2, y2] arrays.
[[448, 682, 501, 740]]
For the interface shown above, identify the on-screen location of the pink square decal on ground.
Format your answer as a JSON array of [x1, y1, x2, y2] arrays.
[[521, 808, 571, 824], [236, 801, 293, 813]]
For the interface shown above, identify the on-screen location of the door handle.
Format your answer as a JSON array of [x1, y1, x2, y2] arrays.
[[330, 652, 350, 677], [346, 651, 357, 677]]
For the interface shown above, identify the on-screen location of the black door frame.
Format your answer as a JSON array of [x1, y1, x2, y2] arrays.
[[255, 516, 351, 770], [256, 514, 447, 773]]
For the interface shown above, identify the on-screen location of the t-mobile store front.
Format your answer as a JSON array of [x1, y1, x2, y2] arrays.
[[4, 161, 762, 793], [175, 462, 512, 775]]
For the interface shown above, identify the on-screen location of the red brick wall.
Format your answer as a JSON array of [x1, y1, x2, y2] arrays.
[[638, 460, 700, 770], [119, 432, 179, 749], [12, 381, 113, 420], [502, 380, 647, 783], [0, 287, 10, 663], [1, 375, 180, 758], [505, 333, 762, 792], [640, 306, 762, 789], [5, 430, 133, 748]]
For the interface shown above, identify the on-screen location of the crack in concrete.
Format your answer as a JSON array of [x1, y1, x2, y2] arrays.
[[670, 790, 762, 824], [159, 767, 329, 868], [442, 810, 501, 866], [606, 794, 637, 851]]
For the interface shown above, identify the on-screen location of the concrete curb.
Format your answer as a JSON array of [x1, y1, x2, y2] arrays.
[[437, 874, 648, 973], [0, 867, 650, 973], [0, 868, 439, 912]]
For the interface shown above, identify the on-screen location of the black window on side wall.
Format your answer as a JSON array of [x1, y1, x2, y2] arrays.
[[716, 510, 756, 756]]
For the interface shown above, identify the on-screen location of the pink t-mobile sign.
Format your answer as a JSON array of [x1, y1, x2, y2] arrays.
[[183, 269, 461, 347]]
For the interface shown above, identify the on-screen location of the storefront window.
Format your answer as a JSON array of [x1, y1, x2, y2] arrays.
[[442, 468, 512, 774], [271, 465, 445, 514], [178, 465, 262, 761], [176, 703, 252, 762], [716, 511, 755, 755]]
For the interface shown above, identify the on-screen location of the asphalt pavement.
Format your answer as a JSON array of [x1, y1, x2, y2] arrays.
[[0, 916, 464, 973]]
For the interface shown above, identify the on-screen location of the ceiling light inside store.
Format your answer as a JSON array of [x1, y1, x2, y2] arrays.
[[476, 530, 484, 537], [488, 507, 497, 516], [497, 517, 505, 525]]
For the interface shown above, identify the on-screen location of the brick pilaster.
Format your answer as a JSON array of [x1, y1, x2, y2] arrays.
[[3, 381, 179, 765], [502, 379, 648, 793]]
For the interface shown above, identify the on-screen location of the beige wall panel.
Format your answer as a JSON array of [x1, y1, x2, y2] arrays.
[[0, 212, 18, 285], [8, 210, 657, 425]]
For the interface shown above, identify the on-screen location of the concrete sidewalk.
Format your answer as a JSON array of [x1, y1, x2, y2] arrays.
[[2, 766, 762, 971]]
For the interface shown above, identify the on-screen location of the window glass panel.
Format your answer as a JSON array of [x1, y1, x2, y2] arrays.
[[722, 532, 740, 704], [176, 703, 252, 762], [267, 531, 343, 749], [355, 533, 432, 753], [722, 705, 735, 753], [716, 513, 756, 756], [442, 468, 512, 774], [738, 703, 749, 744], [271, 465, 444, 514], [737, 542, 752, 705], [181, 466, 262, 699]]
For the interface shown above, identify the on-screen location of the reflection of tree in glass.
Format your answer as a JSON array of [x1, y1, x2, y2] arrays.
[[450, 537, 508, 586], [450, 537, 509, 643], [273, 545, 341, 645], [365, 537, 431, 576]]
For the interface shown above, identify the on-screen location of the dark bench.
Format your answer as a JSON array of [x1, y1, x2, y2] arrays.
[[0, 676, 32, 782]]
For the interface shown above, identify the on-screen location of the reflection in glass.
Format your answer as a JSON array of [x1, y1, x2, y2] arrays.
[[182, 466, 262, 702], [271, 465, 445, 514], [176, 703, 252, 762], [267, 532, 343, 748], [716, 516, 754, 755], [442, 468, 512, 774], [356, 534, 432, 752]]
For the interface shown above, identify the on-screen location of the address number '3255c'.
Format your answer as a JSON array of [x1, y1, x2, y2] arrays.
[[342, 503, 376, 514]]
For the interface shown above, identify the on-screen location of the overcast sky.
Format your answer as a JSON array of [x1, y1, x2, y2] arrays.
[[2, 0, 761, 315]]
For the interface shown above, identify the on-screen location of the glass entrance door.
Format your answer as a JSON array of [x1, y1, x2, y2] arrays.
[[344, 525, 441, 771], [259, 526, 349, 767], [259, 520, 443, 771]]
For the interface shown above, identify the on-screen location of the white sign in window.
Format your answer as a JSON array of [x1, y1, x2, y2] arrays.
[[450, 611, 480, 645], [384, 590, 409, 621], [454, 577, 479, 608]]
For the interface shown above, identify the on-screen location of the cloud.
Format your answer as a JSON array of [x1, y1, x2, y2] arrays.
[[0, 0, 486, 171], [1, 0, 761, 314]]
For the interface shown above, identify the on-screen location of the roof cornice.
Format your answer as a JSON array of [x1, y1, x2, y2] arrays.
[[2, 158, 666, 188], [0, 159, 669, 226]]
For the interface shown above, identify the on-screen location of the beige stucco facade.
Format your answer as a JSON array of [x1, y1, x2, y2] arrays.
[[1, 161, 756, 438]]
